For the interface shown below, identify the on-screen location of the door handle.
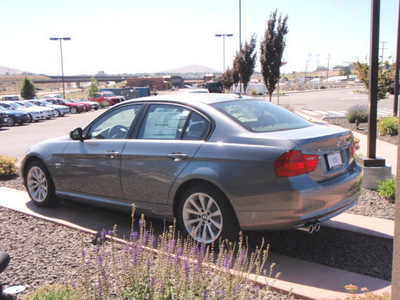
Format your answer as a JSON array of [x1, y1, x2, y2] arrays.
[[167, 153, 188, 161], [105, 151, 120, 159]]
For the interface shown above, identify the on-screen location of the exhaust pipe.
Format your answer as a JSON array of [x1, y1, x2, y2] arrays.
[[305, 221, 321, 234], [314, 222, 321, 232], [307, 224, 314, 234]]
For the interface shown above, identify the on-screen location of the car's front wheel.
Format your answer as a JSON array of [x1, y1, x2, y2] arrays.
[[6, 117, 15, 126], [25, 161, 58, 207], [54, 110, 60, 117], [177, 185, 238, 244]]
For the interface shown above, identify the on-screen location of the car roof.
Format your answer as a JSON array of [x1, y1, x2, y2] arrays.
[[125, 93, 247, 106]]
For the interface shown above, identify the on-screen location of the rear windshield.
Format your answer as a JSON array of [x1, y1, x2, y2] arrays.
[[212, 100, 312, 132]]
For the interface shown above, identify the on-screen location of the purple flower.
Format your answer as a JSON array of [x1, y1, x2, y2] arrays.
[[224, 253, 231, 269], [139, 219, 143, 227], [143, 231, 149, 244], [152, 236, 157, 247], [175, 248, 183, 264], [150, 277, 156, 289], [101, 229, 106, 240], [184, 259, 190, 274], [132, 232, 139, 241]]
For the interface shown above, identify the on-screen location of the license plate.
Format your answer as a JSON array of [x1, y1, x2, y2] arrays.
[[327, 151, 343, 170]]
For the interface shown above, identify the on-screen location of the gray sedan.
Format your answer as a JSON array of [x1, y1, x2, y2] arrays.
[[21, 94, 363, 244]]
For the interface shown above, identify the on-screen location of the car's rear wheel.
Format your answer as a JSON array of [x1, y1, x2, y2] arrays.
[[25, 161, 58, 207], [177, 185, 238, 244], [70, 107, 77, 114], [6, 117, 15, 126]]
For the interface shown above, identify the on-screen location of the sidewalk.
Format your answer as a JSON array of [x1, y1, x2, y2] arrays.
[[0, 187, 393, 299]]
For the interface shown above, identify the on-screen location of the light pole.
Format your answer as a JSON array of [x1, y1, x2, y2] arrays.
[[50, 37, 71, 99], [215, 34, 233, 72]]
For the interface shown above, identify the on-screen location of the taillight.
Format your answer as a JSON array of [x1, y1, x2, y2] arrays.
[[351, 144, 356, 158], [275, 150, 319, 177]]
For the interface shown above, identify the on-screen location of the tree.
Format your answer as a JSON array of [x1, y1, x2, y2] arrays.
[[355, 60, 394, 100], [237, 34, 257, 94], [222, 67, 234, 91], [20, 76, 36, 99], [260, 9, 288, 101], [88, 77, 100, 98], [232, 53, 241, 90]]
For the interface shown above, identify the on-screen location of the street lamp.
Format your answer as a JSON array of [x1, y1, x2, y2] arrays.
[[50, 37, 71, 99], [215, 34, 233, 72]]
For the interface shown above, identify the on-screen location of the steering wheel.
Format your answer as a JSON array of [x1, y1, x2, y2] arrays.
[[109, 125, 128, 139]]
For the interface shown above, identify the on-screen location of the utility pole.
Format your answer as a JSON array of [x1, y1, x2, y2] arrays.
[[239, 0, 241, 50], [380, 41, 388, 61], [326, 54, 331, 85]]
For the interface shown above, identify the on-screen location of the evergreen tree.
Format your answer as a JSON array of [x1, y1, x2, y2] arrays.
[[20, 76, 36, 99], [237, 34, 257, 94], [260, 9, 288, 101]]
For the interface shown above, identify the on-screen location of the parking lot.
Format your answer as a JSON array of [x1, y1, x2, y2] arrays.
[[0, 108, 104, 161]]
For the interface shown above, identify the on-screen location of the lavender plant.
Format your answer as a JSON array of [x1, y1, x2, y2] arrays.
[[26, 207, 288, 299]]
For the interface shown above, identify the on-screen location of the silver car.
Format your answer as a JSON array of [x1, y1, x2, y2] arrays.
[[21, 94, 363, 244]]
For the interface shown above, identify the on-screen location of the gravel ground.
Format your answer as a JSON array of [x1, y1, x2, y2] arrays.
[[0, 157, 396, 299]]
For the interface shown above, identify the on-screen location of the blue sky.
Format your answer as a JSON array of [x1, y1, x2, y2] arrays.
[[0, 0, 397, 75]]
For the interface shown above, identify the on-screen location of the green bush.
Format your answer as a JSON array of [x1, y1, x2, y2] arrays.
[[377, 177, 396, 203], [0, 154, 18, 177], [378, 117, 399, 136], [346, 105, 368, 123]]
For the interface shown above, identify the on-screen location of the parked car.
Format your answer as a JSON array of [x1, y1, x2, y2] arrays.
[[0, 101, 43, 122], [67, 99, 93, 111], [88, 92, 124, 106], [45, 98, 85, 114], [21, 94, 363, 244], [0, 110, 7, 128], [0, 106, 31, 126], [42, 94, 62, 100], [27, 100, 69, 117], [17, 101, 56, 119], [77, 99, 99, 110]]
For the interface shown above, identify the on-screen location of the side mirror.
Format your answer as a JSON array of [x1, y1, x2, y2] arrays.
[[70, 127, 84, 141]]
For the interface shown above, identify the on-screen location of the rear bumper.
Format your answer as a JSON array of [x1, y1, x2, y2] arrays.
[[235, 162, 363, 231]]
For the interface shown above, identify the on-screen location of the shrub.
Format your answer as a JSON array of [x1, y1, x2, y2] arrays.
[[378, 117, 399, 136], [0, 154, 18, 177], [346, 105, 368, 123], [377, 177, 396, 203], [27, 212, 282, 299], [24, 284, 81, 300]]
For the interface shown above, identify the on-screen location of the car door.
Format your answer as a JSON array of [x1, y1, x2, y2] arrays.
[[120, 103, 211, 205], [60, 104, 142, 199]]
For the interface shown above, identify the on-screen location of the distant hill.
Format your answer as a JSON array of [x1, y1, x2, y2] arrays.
[[0, 66, 27, 75], [165, 65, 217, 73]]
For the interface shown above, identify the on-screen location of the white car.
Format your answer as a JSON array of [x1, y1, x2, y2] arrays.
[[42, 94, 62, 100], [0, 101, 43, 122], [18, 101, 56, 119], [27, 100, 69, 117]]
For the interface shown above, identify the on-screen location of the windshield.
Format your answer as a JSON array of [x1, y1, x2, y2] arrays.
[[9, 102, 24, 109], [22, 101, 35, 107], [212, 100, 312, 132]]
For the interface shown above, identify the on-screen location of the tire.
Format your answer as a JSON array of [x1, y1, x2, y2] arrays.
[[70, 107, 77, 114], [28, 114, 33, 122], [6, 117, 15, 126], [177, 185, 239, 244], [55, 110, 60, 117], [25, 160, 58, 207]]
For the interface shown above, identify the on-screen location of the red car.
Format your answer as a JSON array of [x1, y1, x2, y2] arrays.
[[88, 92, 124, 107], [45, 99, 85, 114], [68, 99, 93, 112]]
